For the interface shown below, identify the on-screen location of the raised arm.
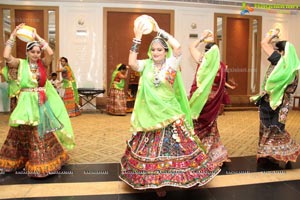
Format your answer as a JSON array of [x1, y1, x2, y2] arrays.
[[128, 21, 144, 72], [3, 24, 24, 68], [56, 58, 63, 72], [261, 28, 280, 57], [153, 20, 181, 57], [189, 30, 212, 64], [189, 38, 204, 64], [33, 28, 53, 67]]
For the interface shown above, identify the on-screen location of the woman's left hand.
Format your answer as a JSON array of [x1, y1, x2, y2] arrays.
[[134, 21, 144, 39], [32, 28, 43, 42], [11, 23, 25, 39], [32, 28, 38, 39], [152, 18, 160, 33]]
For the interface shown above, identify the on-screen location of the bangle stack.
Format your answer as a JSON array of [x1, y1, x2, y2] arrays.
[[157, 29, 170, 41], [39, 39, 49, 50], [41, 43, 49, 50], [5, 38, 15, 48], [130, 38, 141, 53]]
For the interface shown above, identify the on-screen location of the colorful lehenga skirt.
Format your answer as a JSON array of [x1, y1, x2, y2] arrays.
[[0, 125, 69, 177], [257, 97, 300, 162], [190, 89, 229, 166], [63, 87, 81, 117], [193, 119, 229, 166], [189, 64, 229, 166], [119, 118, 221, 190], [106, 88, 126, 115]]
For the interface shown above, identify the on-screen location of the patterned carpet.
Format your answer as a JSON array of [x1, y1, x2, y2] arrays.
[[0, 110, 299, 164]]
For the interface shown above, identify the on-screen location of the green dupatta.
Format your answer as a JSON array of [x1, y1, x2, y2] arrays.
[[110, 64, 125, 90], [130, 42, 193, 132], [1, 66, 20, 98], [14, 59, 75, 150], [250, 42, 300, 110], [189, 45, 220, 119], [46, 80, 75, 150], [62, 65, 79, 104]]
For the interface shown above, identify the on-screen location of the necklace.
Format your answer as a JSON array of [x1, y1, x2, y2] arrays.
[[153, 67, 161, 87], [153, 61, 166, 87], [29, 63, 40, 81], [153, 59, 165, 66], [30, 63, 38, 72]]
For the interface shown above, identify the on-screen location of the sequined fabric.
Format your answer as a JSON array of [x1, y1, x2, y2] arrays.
[[120, 118, 220, 189], [257, 62, 300, 163], [63, 87, 81, 117], [193, 120, 229, 166], [106, 88, 127, 115], [0, 125, 69, 177]]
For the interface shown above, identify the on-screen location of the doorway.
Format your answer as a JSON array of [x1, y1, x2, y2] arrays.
[[103, 8, 174, 111], [0, 5, 59, 74], [104, 8, 174, 90], [214, 13, 262, 107]]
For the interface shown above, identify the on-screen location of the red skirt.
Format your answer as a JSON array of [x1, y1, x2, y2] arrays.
[[257, 123, 300, 162], [63, 87, 81, 117], [119, 118, 220, 190], [193, 119, 230, 166], [0, 125, 69, 178], [222, 89, 231, 105], [106, 88, 127, 115]]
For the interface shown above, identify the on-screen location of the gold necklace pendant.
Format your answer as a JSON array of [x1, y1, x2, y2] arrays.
[[29, 64, 39, 80], [30, 64, 38, 71], [153, 63, 164, 87]]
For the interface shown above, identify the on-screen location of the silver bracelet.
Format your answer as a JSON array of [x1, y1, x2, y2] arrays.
[[130, 42, 140, 53], [157, 29, 170, 41], [133, 38, 141, 44], [5, 38, 15, 48], [41, 42, 49, 50]]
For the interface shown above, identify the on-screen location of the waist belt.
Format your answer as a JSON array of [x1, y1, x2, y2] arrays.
[[21, 87, 45, 92]]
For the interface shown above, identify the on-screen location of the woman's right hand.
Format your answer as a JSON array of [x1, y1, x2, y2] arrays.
[[265, 28, 280, 38], [133, 20, 144, 40], [11, 23, 25, 39], [151, 18, 159, 33], [200, 30, 213, 41], [272, 28, 280, 37], [56, 58, 61, 69]]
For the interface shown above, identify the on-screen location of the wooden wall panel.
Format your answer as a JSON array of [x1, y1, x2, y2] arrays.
[[106, 11, 172, 90], [15, 9, 44, 58], [226, 17, 249, 96]]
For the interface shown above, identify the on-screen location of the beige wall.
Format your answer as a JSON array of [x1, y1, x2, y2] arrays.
[[4, 0, 300, 96]]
